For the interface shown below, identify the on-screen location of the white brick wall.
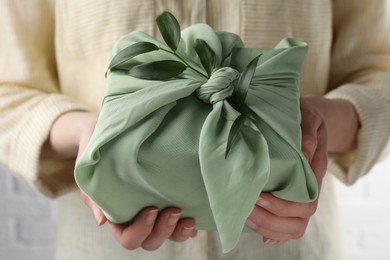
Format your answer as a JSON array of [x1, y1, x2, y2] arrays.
[[0, 166, 56, 260], [1, 157, 390, 260]]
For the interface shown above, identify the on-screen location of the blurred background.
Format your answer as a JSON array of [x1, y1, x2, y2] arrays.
[[335, 155, 390, 260], [1, 156, 390, 260]]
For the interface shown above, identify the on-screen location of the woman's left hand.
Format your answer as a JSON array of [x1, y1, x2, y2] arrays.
[[245, 96, 330, 244], [245, 95, 359, 244]]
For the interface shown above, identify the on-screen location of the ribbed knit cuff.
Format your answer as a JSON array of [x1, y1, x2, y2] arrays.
[[325, 84, 390, 185], [9, 94, 89, 197]]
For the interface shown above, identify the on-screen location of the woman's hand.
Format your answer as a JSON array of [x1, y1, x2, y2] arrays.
[[41, 111, 197, 251], [245, 96, 359, 244], [40, 111, 99, 160], [82, 193, 197, 250], [245, 97, 328, 244]]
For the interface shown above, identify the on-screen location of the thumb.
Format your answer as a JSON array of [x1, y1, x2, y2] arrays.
[[81, 192, 107, 226]]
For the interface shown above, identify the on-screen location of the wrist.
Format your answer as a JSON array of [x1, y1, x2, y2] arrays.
[[41, 111, 98, 160], [302, 96, 360, 153]]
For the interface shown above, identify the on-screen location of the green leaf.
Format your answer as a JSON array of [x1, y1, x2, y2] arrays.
[[225, 114, 247, 158], [128, 60, 187, 80], [156, 12, 181, 51], [194, 39, 217, 77], [106, 42, 159, 75], [235, 55, 261, 104]]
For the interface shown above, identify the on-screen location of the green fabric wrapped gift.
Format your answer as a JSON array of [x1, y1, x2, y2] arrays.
[[75, 12, 318, 253]]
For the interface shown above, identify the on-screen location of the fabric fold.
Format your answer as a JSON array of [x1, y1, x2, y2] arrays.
[[75, 22, 317, 253]]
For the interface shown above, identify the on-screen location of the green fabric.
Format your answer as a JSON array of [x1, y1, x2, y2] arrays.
[[75, 23, 318, 253]]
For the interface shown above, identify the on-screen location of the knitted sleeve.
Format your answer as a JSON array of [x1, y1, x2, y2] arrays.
[[326, 0, 390, 184], [0, 0, 88, 197]]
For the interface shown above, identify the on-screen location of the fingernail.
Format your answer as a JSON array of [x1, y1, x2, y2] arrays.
[[268, 239, 279, 245], [256, 197, 270, 209], [146, 209, 158, 225], [245, 219, 258, 230], [264, 238, 272, 244], [182, 226, 195, 236], [264, 238, 278, 245], [167, 212, 181, 226]]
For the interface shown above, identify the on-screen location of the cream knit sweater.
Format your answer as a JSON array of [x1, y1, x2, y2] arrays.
[[1, 0, 390, 259]]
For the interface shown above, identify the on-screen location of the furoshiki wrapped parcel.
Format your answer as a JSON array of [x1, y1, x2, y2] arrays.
[[75, 12, 318, 253]]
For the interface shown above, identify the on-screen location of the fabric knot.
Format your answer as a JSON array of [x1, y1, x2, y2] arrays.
[[196, 67, 240, 104]]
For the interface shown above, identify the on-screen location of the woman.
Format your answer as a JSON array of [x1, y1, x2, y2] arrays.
[[1, 0, 389, 259]]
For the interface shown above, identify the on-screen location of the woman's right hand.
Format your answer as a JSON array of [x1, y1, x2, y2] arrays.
[[42, 111, 197, 251]]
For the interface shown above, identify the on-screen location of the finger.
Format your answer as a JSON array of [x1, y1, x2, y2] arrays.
[[108, 207, 158, 250], [256, 194, 318, 219], [258, 221, 307, 241], [141, 208, 182, 251], [169, 218, 197, 242], [246, 205, 308, 240], [300, 100, 322, 164], [310, 121, 328, 187], [246, 217, 293, 241], [81, 192, 107, 226]]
